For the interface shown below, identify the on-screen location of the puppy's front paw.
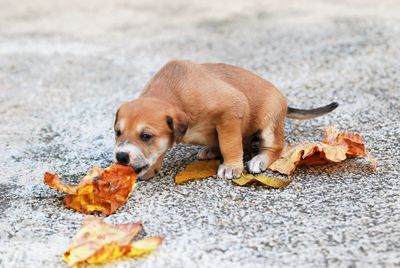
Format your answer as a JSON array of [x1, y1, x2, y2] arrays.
[[197, 146, 220, 160], [248, 154, 269, 174], [217, 164, 242, 179]]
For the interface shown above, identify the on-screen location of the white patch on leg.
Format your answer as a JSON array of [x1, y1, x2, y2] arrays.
[[217, 164, 241, 179], [248, 154, 268, 174], [248, 125, 276, 174], [260, 126, 275, 148]]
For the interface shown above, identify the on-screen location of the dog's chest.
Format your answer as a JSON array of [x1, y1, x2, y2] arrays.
[[182, 123, 217, 145]]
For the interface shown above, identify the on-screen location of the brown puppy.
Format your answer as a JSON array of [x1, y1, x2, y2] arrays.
[[114, 60, 338, 179]]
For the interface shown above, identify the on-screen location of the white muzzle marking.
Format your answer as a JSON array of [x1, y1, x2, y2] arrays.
[[114, 142, 149, 176]]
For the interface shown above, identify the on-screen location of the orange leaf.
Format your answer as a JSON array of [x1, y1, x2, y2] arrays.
[[175, 160, 220, 184], [325, 127, 377, 170], [44, 163, 136, 215], [64, 218, 162, 266], [269, 126, 376, 175], [44, 166, 103, 194]]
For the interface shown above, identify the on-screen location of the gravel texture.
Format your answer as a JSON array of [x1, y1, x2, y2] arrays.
[[1, 0, 399, 267]]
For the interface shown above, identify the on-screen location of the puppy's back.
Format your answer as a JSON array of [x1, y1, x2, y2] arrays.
[[202, 63, 288, 130]]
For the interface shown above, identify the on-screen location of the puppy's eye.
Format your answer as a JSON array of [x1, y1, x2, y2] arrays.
[[140, 133, 153, 142], [115, 130, 122, 137]]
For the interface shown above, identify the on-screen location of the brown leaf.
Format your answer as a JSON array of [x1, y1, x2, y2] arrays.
[[175, 160, 220, 184], [44, 163, 136, 215], [64, 218, 162, 266], [233, 173, 294, 188]]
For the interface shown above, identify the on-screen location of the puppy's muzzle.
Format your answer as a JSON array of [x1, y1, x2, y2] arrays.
[[116, 152, 149, 174], [133, 164, 149, 174]]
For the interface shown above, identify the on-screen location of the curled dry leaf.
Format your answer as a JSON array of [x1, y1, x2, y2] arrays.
[[233, 173, 294, 188], [269, 126, 377, 175], [323, 126, 377, 167], [175, 160, 221, 184], [44, 163, 136, 215], [64, 218, 163, 266]]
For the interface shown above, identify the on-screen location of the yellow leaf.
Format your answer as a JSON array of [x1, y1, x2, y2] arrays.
[[127, 237, 164, 257], [44, 163, 136, 215], [85, 243, 127, 264], [233, 173, 294, 188], [64, 218, 162, 266], [175, 160, 220, 184]]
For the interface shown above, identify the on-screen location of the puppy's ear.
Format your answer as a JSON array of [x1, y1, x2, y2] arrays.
[[166, 109, 188, 143]]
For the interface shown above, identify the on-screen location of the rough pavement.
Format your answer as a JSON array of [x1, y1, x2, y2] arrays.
[[1, 0, 399, 267]]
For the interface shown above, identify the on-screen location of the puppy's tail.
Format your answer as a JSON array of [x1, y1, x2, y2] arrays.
[[286, 102, 339, 119]]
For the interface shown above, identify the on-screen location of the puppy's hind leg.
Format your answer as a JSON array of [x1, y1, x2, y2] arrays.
[[248, 120, 284, 174], [197, 146, 221, 160]]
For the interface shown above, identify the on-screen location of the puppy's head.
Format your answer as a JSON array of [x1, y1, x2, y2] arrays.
[[113, 98, 188, 179]]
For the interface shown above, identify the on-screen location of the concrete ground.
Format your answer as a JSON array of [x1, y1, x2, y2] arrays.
[[1, 0, 399, 267]]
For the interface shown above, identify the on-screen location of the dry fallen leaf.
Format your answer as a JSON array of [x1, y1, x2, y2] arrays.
[[324, 127, 377, 167], [64, 218, 162, 266], [233, 173, 294, 188], [175, 160, 221, 184], [269, 126, 376, 175], [44, 163, 136, 215], [174, 127, 375, 187]]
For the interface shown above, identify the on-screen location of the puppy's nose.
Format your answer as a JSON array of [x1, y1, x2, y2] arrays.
[[116, 152, 129, 165]]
